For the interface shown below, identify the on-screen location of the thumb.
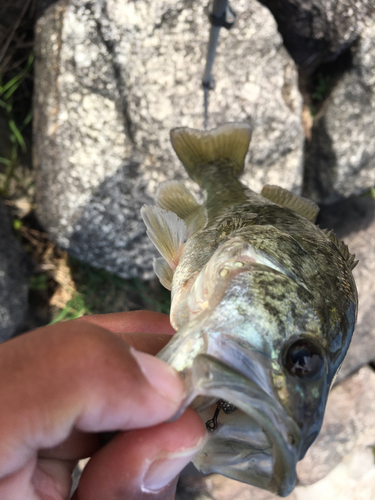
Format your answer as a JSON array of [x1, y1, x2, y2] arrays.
[[0, 321, 186, 475], [73, 409, 206, 500]]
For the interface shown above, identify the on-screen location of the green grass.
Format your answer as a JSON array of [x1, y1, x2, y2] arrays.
[[0, 54, 33, 196], [364, 187, 375, 199], [311, 74, 332, 103], [29, 273, 48, 291], [308, 73, 333, 117], [49, 259, 171, 324], [49, 293, 89, 324]]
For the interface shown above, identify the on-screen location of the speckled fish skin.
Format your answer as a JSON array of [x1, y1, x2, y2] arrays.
[[141, 123, 358, 497]]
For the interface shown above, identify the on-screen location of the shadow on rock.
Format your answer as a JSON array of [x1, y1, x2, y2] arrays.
[[317, 195, 375, 237], [302, 117, 338, 204], [317, 195, 375, 383], [68, 160, 157, 280], [0, 200, 32, 341]]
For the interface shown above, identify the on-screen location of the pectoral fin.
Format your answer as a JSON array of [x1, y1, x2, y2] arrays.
[[261, 185, 319, 223], [153, 257, 174, 290], [141, 205, 186, 270]]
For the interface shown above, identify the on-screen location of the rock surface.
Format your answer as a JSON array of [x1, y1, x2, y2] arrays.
[[294, 446, 375, 500], [258, 0, 372, 72], [33, 0, 303, 278], [318, 195, 375, 382], [303, 13, 375, 204], [296, 365, 375, 485], [177, 366, 375, 499], [0, 199, 30, 341]]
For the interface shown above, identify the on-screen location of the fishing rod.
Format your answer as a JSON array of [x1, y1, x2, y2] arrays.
[[202, 0, 236, 129]]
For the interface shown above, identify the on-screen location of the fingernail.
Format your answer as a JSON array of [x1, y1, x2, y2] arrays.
[[142, 438, 206, 492], [130, 348, 186, 403]]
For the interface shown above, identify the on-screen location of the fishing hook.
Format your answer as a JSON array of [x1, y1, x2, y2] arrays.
[[206, 399, 236, 431]]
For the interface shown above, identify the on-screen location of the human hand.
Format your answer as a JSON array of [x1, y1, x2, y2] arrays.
[[0, 311, 206, 500]]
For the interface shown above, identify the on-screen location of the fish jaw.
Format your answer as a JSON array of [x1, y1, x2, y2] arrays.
[[159, 342, 302, 496], [158, 310, 310, 496], [194, 355, 303, 496], [158, 318, 332, 495]]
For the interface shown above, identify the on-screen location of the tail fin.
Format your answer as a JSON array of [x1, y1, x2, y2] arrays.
[[170, 122, 251, 185]]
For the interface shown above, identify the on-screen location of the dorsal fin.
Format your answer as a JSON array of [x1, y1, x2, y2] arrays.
[[170, 122, 252, 185], [156, 180, 201, 219], [261, 185, 319, 223], [322, 229, 359, 270], [141, 205, 186, 270], [153, 257, 173, 290]]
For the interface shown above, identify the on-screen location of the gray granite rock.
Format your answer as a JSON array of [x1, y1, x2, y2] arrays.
[[258, 0, 372, 72], [177, 472, 298, 500], [318, 195, 375, 383], [33, 0, 303, 279], [294, 446, 375, 500], [296, 366, 375, 486], [0, 199, 30, 341], [303, 13, 375, 204]]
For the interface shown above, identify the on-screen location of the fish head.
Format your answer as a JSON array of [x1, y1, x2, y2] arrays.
[[159, 235, 357, 496]]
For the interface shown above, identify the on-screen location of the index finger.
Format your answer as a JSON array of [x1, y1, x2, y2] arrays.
[[78, 311, 175, 335], [77, 311, 175, 355]]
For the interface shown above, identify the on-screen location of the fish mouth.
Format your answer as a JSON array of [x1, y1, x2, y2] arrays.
[[182, 354, 301, 497]]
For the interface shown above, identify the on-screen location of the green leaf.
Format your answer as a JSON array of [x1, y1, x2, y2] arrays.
[[364, 187, 375, 199], [3, 79, 22, 100], [1, 73, 23, 95], [12, 219, 23, 230], [1, 54, 34, 97], [0, 157, 12, 167], [24, 53, 34, 71], [49, 293, 88, 324], [8, 120, 26, 152], [30, 274, 48, 291], [22, 108, 33, 128]]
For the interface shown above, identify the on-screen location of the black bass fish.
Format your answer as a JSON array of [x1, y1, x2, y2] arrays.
[[141, 123, 358, 497]]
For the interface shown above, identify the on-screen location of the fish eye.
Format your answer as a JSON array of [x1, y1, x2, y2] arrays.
[[283, 339, 324, 379]]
